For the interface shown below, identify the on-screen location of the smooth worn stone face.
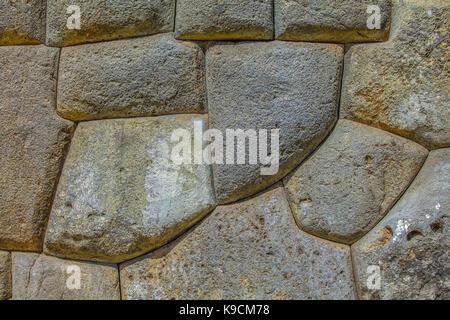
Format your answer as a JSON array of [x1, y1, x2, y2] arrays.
[[12, 253, 120, 300], [353, 148, 450, 300], [275, 0, 392, 43], [44, 115, 216, 263], [120, 186, 356, 300], [46, 0, 175, 46], [175, 0, 273, 40], [284, 120, 428, 244], [0, 0, 46, 45], [0, 251, 11, 300], [207, 41, 343, 204], [57, 34, 205, 121], [341, 0, 450, 149], [0, 46, 75, 252]]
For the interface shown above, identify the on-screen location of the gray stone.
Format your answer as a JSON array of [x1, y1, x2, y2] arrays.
[[341, 0, 450, 149], [46, 0, 175, 47], [352, 148, 450, 300], [0, 251, 11, 300], [12, 252, 120, 300], [207, 41, 343, 204], [275, 0, 392, 43], [0, 0, 46, 45], [57, 34, 205, 121], [0, 45, 75, 252], [284, 120, 428, 244], [44, 115, 216, 263], [175, 0, 273, 40], [120, 186, 356, 300]]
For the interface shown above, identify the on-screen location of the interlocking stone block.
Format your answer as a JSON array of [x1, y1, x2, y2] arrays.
[[46, 0, 175, 46], [12, 253, 120, 300], [0, 0, 46, 45], [175, 0, 273, 40], [353, 148, 449, 300], [0, 46, 75, 252], [275, 0, 392, 43], [44, 115, 216, 263], [284, 120, 428, 244], [0, 251, 11, 300], [57, 34, 205, 121], [120, 186, 356, 300], [207, 41, 343, 204], [341, 0, 450, 149]]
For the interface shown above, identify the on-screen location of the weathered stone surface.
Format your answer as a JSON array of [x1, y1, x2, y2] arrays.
[[341, 0, 450, 149], [175, 0, 273, 40], [12, 253, 120, 300], [46, 0, 175, 47], [0, 251, 11, 300], [284, 120, 428, 244], [275, 0, 392, 43], [57, 34, 205, 121], [0, 0, 46, 45], [0, 46, 75, 252], [207, 41, 343, 204], [353, 148, 450, 300], [120, 186, 355, 300], [44, 115, 216, 263]]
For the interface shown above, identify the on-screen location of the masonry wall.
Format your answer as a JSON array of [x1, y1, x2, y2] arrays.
[[0, 0, 448, 300]]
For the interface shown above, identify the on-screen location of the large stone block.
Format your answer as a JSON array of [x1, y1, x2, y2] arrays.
[[341, 0, 450, 149], [275, 0, 391, 43], [44, 115, 216, 263], [353, 148, 449, 300], [57, 34, 205, 121], [0, 46, 75, 252], [175, 0, 273, 40], [0, 251, 11, 300], [12, 253, 120, 300], [206, 41, 343, 204], [0, 0, 46, 45], [120, 186, 355, 300], [284, 120, 428, 244], [46, 0, 175, 46]]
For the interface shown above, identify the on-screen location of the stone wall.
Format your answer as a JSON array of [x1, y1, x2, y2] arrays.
[[0, 0, 448, 300]]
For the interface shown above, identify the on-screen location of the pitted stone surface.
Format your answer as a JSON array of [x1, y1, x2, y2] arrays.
[[120, 186, 355, 300], [46, 0, 175, 46], [353, 148, 449, 300], [57, 34, 205, 121], [275, 0, 391, 43], [0, 46, 75, 252], [341, 0, 450, 149], [12, 253, 120, 300], [44, 115, 216, 263], [0, 0, 46, 45], [0, 251, 11, 300], [207, 41, 343, 204], [284, 120, 428, 244], [175, 0, 273, 40]]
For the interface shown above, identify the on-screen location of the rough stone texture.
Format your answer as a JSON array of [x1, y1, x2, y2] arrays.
[[44, 115, 216, 263], [207, 41, 343, 204], [46, 0, 175, 47], [0, 251, 11, 300], [175, 0, 273, 40], [12, 252, 120, 300], [120, 186, 355, 300], [341, 0, 450, 150], [353, 148, 450, 300], [0, 46, 75, 252], [275, 0, 392, 43], [0, 0, 46, 45], [57, 34, 205, 121], [284, 120, 428, 244]]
